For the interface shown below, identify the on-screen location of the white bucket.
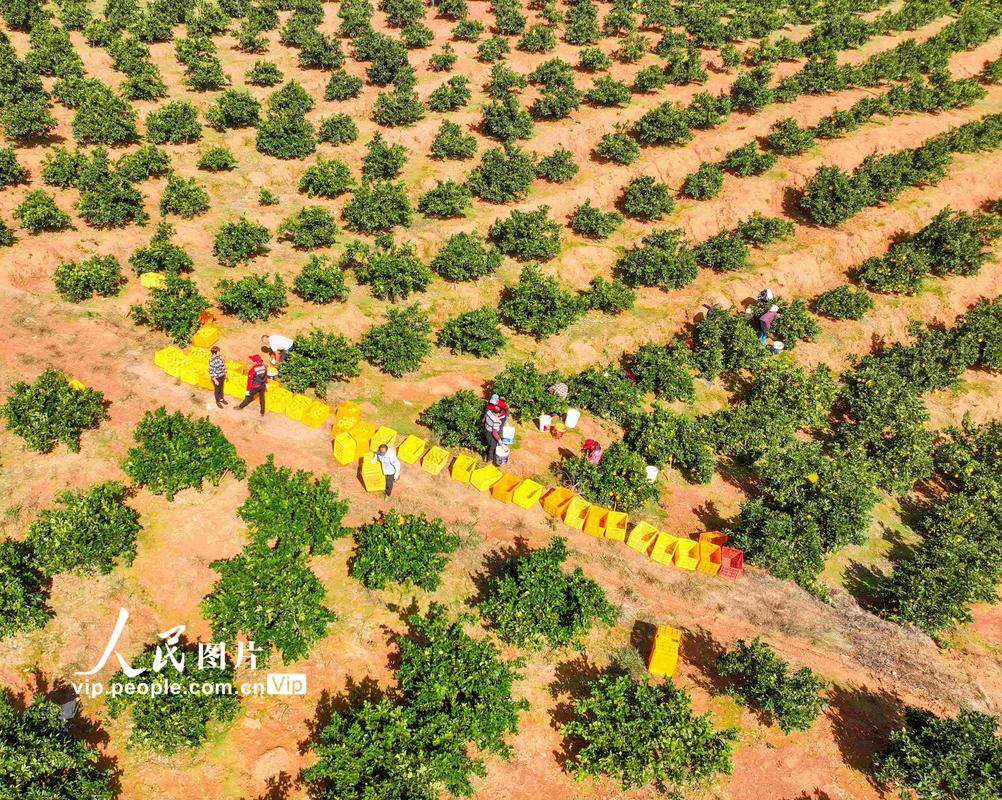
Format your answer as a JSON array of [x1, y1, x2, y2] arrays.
[[564, 408, 581, 428], [645, 465, 660, 481], [539, 414, 551, 433], [501, 424, 515, 444]]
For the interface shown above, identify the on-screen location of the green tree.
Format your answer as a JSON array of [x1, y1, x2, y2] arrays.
[[2, 369, 104, 453], [277, 328, 362, 396], [417, 389, 485, 450], [0, 540, 52, 639], [360, 303, 432, 376], [351, 510, 461, 591], [499, 263, 584, 339], [130, 273, 210, 345], [437, 307, 505, 357], [560, 441, 658, 512], [215, 273, 287, 322]]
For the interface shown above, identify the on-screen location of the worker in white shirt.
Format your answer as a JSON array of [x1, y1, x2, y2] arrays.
[[260, 333, 295, 365], [371, 444, 401, 497]]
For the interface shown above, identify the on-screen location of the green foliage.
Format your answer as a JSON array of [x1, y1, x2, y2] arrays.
[[0, 692, 113, 798], [717, 639, 829, 736], [430, 232, 501, 281], [631, 101, 692, 146], [318, 113, 358, 145], [256, 111, 316, 159], [106, 643, 239, 753], [566, 366, 642, 424], [767, 117, 815, 156], [293, 254, 348, 303], [722, 142, 776, 176], [123, 407, 246, 499], [535, 148, 578, 182], [247, 59, 283, 85], [342, 180, 412, 232], [684, 92, 730, 129], [0, 146, 27, 188], [129, 221, 193, 275], [578, 46, 611, 71], [735, 212, 794, 245], [76, 173, 148, 229], [160, 172, 210, 218], [278, 328, 361, 396], [562, 673, 736, 790], [751, 297, 821, 348], [0, 218, 16, 247], [417, 180, 471, 218], [351, 235, 432, 300], [428, 42, 457, 71], [485, 62, 527, 98], [681, 162, 721, 199], [13, 190, 72, 233], [129, 273, 210, 345], [277, 205, 338, 250], [352, 510, 460, 591], [360, 303, 432, 376], [53, 255, 124, 302], [27, 481, 140, 576], [570, 201, 623, 240], [477, 35, 509, 62], [71, 83, 139, 145], [239, 455, 349, 554], [204, 88, 260, 130], [616, 228, 697, 289], [302, 606, 526, 798], [114, 144, 170, 181], [624, 406, 715, 482], [585, 276, 634, 314], [876, 707, 1002, 800], [492, 361, 567, 421], [621, 175, 674, 220], [466, 145, 536, 202], [815, 284, 873, 320], [437, 307, 505, 357], [691, 306, 764, 380], [481, 536, 616, 649], [481, 94, 534, 142], [418, 389, 485, 450], [40, 147, 86, 188], [627, 342, 695, 401], [499, 263, 583, 339], [299, 155, 355, 198], [2, 369, 104, 454], [146, 100, 201, 144], [430, 119, 476, 159], [362, 133, 407, 181], [0, 538, 51, 639], [560, 441, 658, 512], [216, 273, 287, 322], [213, 216, 270, 265], [594, 131, 639, 165], [489, 206, 561, 261], [196, 145, 236, 171], [695, 230, 749, 271], [517, 23, 556, 53]]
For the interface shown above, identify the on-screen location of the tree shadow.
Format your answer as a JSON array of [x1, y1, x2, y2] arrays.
[[298, 676, 386, 756], [844, 523, 916, 611], [547, 654, 605, 769], [251, 771, 294, 800], [826, 683, 903, 785], [781, 185, 812, 225], [782, 791, 837, 800], [692, 500, 728, 532], [679, 625, 728, 694], [465, 536, 531, 609]]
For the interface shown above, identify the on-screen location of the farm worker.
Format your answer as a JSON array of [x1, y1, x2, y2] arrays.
[[758, 304, 780, 345], [582, 439, 603, 465], [757, 288, 774, 304], [262, 346, 280, 379], [496, 397, 509, 425], [208, 346, 227, 408], [236, 354, 267, 415], [260, 333, 294, 364], [547, 382, 568, 400], [371, 443, 401, 497], [483, 399, 504, 464], [494, 440, 510, 466]]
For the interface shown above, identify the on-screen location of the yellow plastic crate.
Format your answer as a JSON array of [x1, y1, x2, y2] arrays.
[[605, 511, 628, 542], [541, 487, 575, 517], [583, 505, 609, 537], [264, 385, 292, 414], [349, 420, 377, 451], [397, 435, 426, 464], [196, 371, 214, 390], [140, 272, 166, 288], [512, 479, 544, 509], [370, 425, 397, 451], [674, 539, 699, 570], [285, 394, 313, 422], [470, 464, 503, 492], [651, 533, 680, 565], [698, 531, 728, 547], [696, 542, 722, 575], [361, 456, 386, 492], [490, 473, 522, 502], [224, 377, 245, 398], [563, 497, 590, 530], [654, 624, 681, 651], [422, 446, 449, 475], [451, 454, 477, 483], [302, 400, 330, 428], [191, 326, 219, 348], [332, 432, 356, 465], [187, 346, 211, 364], [627, 521, 659, 554], [335, 400, 361, 421], [154, 345, 185, 370], [179, 360, 200, 385], [331, 415, 356, 436], [162, 351, 186, 378], [225, 359, 245, 376], [67, 378, 86, 391], [648, 648, 678, 677]]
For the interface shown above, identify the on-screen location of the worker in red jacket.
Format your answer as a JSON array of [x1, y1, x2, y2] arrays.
[[236, 354, 268, 415]]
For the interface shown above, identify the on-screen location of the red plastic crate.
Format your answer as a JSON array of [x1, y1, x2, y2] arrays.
[[719, 546, 743, 578]]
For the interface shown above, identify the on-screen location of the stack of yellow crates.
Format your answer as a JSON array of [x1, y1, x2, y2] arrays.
[[648, 625, 681, 677]]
